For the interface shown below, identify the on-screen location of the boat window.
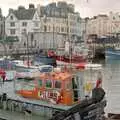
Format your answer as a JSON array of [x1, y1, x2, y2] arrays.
[[16, 78, 25, 81], [22, 85, 34, 90], [55, 81, 61, 89], [38, 80, 42, 87], [46, 80, 52, 88], [72, 77, 78, 102], [66, 81, 72, 89]]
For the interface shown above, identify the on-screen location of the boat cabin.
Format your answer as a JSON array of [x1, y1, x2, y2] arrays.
[[15, 65, 103, 106], [16, 68, 85, 106]]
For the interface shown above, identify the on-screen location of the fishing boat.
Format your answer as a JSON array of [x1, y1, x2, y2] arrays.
[[48, 42, 88, 66]]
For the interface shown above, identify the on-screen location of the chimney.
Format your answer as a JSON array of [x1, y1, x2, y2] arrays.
[[18, 6, 25, 10], [9, 8, 13, 13], [29, 4, 35, 9]]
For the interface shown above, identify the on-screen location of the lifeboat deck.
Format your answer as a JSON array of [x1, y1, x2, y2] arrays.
[[0, 81, 72, 111]]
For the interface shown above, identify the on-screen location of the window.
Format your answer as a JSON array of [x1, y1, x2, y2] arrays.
[[10, 22, 15, 27], [113, 16, 115, 20], [46, 80, 52, 88], [34, 22, 39, 27], [38, 80, 42, 87], [22, 29, 26, 33], [9, 45, 12, 49], [55, 81, 61, 89], [44, 25, 47, 32], [22, 22, 27, 27], [24, 42, 26, 47], [10, 16, 13, 20], [61, 27, 64, 32], [56, 27, 60, 32], [34, 40, 37, 47], [10, 29, 16, 35]]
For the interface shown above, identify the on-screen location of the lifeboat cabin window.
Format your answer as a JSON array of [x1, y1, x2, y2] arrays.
[[38, 79, 42, 87], [55, 81, 61, 89], [66, 81, 72, 90], [22, 82, 35, 90], [46, 80, 52, 88], [72, 77, 78, 102]]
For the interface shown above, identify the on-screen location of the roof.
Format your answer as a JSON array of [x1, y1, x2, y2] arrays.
[[13, 8, 36, 20], [40, 71, 72, 81]]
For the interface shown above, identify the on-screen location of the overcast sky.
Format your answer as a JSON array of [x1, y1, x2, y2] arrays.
[[0, 0, 120, 18]]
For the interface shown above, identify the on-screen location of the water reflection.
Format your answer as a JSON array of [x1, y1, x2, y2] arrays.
[[104, 59, 120, 114]]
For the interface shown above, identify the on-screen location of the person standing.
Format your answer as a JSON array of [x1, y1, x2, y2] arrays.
[[2, 93, 7, 110], [2, 73, 6, 84]]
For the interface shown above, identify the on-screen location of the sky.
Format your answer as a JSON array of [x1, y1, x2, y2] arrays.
[[0, 0, 120, 18]]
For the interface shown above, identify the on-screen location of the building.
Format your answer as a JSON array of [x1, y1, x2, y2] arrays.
[[5, 4, 40, 53], [109, 12, 120, 34], [86, 12, 120, 38], [0, 8, 7, 55], [5, 2, 82, 53], [0, 8, 4, 37], [86, 14, 111, 37]]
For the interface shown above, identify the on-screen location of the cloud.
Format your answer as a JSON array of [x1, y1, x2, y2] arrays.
[[75, 0, 120, 17]]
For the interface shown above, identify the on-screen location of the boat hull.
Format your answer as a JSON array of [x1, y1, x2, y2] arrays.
[[105, 49, 120, 59]]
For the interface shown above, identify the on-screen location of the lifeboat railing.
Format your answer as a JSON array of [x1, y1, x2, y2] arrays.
[[50, 98, 107, 120]]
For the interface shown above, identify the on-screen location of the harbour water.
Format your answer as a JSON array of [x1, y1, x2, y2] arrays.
[[103, 59, 120, 114]]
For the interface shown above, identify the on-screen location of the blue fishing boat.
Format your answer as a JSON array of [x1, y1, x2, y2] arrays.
[[105, 47, 120, 59]]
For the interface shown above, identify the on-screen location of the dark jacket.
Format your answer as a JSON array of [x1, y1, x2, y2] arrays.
[[92, 87, 105, 102]]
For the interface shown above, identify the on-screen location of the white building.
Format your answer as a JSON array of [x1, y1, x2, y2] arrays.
[[0, 8, 4, 37], [86, 14, 110, 37], [109, 12, 120, 34], [86, 12, 120, 38], [5, 4, 40, 52]]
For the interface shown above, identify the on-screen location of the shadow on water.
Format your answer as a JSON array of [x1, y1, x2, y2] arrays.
[[93, 58, 120, 114]]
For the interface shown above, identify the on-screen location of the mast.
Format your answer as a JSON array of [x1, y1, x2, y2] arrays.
[[53, 6, 55, 50], [26, 32, 30, 68], [67, 13, 72, 67], [43, 15, 47, 50]]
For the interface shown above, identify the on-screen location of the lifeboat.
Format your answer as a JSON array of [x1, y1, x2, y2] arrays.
[[15, 64, 104, 106]]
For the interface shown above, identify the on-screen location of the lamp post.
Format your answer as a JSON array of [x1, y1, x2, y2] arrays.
[[43, 15, 47, 50]]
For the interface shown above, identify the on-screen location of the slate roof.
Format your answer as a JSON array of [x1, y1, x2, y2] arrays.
[[13, 8, 36, 20]]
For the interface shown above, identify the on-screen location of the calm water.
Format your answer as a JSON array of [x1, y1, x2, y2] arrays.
[[103, 59, 120, 114]]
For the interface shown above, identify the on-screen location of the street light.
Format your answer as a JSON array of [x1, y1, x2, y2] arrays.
[[43, 15, 47, 50]]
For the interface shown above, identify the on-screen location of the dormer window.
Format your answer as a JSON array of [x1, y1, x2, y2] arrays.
[[10, 16, 13, 20], [113, 16, 115, 20]]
